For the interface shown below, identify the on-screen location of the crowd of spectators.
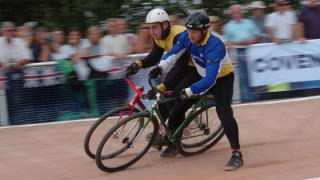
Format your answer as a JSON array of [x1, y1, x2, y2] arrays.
[[1, 0, 320, 70], [1, 0, 319, 119]]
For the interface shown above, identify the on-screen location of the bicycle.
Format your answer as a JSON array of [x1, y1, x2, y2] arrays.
[[95, 76, 225, 172], [84, 77, 172, 159]]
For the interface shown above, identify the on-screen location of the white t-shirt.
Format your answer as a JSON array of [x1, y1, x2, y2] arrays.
[[51, 39, 90, 60], [99, 34, 131, 55], [265, 11, 297, 40], [0, 37, 32, 63]]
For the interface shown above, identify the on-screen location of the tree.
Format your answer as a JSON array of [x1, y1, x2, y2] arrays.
[[0, 0, 302, 33]]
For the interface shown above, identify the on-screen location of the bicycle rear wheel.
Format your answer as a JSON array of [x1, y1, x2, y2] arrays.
[[177, 102, 224, 156], [84, 106, 141, 159], [95, 112, 159, 173]]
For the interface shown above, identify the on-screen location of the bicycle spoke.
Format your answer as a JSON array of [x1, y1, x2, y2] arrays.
[[95, 112, 158, 172]]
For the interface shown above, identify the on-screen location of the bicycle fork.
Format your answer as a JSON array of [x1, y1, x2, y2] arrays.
[[114, 116, 154, 148]]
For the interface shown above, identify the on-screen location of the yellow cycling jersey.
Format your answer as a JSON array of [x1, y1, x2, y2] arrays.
[[217, 62, 233, 78], [154, 25, 186, 52], [154, 25, 195, 67]]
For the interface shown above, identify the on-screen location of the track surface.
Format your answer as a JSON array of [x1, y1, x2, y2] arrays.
[[1, 97, 320, 180]]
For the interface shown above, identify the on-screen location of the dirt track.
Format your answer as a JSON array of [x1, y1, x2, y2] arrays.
[[1, 96, 320, 180]]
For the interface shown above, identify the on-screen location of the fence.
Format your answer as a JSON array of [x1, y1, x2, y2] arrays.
[[1, 40, 320, 126]]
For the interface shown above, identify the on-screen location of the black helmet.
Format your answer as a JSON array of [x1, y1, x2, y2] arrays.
[[185, 10, 210, 30]]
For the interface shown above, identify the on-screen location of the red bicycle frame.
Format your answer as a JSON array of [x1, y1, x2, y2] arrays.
[[111, 78, 147, 134], [117, 78, 172, 121], [125, 78, 147, 114]]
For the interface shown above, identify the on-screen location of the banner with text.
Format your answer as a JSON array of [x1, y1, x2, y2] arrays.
[[247, 40, 320, 92]]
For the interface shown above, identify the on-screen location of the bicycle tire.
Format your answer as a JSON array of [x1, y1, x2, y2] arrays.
[[176, 101, 224, 156], [95, 112, 159, 173], [84, 106, 141, 159]]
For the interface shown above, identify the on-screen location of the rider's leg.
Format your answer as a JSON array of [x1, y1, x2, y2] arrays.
[[210, 72, 243, 170], [159, 67, 202, 157]]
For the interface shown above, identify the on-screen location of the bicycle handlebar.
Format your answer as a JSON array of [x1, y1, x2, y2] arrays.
[[147, 76, 177, 102]]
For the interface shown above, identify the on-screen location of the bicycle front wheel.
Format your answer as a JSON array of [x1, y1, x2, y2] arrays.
[[95, 112, 159, 173], [84, 106, 141, 159], [177, 102, 224, 156]]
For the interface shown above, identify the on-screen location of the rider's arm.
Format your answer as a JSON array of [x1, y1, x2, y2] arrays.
[[185, 43, 227, 96], [158, 32, 188, 74], [137, 40, 164, 68]]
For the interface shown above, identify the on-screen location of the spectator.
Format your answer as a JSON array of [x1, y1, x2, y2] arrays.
[[85, 26, 102, 56], [209, 15, 225, 41], [58, 27, 98, 118], [100, 18, 132, 58], [50, 28, 67, 60], [0, 22, 32, 70], [85, 25, 112, 75], [16, 24, 34, 47], [177, 18, 186, 26], [223, 4, 260, 102], [31, 27, 51, 62], [265, 0, 297, 43], [169, 15, 179, 25], [298, 0, 320, 42], [133, 23, 153, 53], [81, 25, 106, 118], [63, 27, 89, 63], [100, 18, 130, 108], [117, 18, 136, 54], [224, 4, 260, 47], [249, 1, 269, 43], [57, 27, 91, 83]]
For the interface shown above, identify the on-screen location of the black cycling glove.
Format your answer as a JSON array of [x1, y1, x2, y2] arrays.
[[146, 88, 157, 100], [149, 66, 162, 79], [177, 89, 188, 103], [125, 62, 140, 77]]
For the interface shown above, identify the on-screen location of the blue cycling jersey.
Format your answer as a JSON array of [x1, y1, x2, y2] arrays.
[[159, 30, 233, 96]]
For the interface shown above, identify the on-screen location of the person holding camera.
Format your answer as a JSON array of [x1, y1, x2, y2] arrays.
[[31, 27, 52, 62]]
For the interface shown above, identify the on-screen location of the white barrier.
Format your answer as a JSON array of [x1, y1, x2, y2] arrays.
[[0, 53, 241, 126], [0, 69, 9, 126]]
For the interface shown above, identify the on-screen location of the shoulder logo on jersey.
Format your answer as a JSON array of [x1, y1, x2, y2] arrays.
[[207, 58, 220, 63]]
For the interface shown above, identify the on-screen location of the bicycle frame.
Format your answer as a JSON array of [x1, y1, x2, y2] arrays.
[[116, 78, 174, 139], [143, 93, 210, 143], [112, 78, 149, 126], [122, 78, 172, 117], [125, 78, 147, 113]]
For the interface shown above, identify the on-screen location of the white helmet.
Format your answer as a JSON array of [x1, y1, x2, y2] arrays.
[[146, 8, 170, 23]]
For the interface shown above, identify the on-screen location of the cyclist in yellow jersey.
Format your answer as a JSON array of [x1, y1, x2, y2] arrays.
[[125, 9, 195, 93], [125, 8, 197, 125]]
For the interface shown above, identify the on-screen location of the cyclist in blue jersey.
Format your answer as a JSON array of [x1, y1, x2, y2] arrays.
[[149, 10, 243, 171]]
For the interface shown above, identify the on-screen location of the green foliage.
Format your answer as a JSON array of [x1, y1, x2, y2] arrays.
[[0, 0, 302, 33]]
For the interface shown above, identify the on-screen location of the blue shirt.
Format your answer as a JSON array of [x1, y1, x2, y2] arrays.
[[223, 19, 260, 42], [159, 30, 233, 96]]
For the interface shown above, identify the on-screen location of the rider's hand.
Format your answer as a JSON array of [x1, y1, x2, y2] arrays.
[[149, 66, 162, 79], [177, 89, 188, 103], [146, 88, 157, 100], [125, 62, 140, 77]]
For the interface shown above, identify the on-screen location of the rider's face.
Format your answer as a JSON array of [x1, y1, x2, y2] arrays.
[[147, 22, 168, 40], [187, 29, 206, 44]]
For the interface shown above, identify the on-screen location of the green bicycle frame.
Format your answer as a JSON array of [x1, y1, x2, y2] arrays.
[[143, 94, 211, 143]]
